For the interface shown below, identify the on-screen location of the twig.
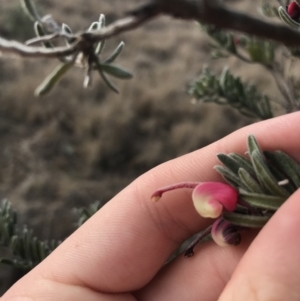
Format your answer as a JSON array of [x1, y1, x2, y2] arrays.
[[0, 10, 157, 59], [2, 0, 300, 60]]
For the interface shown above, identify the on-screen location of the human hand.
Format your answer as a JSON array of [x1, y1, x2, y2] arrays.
[[2, 112, 300, 301]]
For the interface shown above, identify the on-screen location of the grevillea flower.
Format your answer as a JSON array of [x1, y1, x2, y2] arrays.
[[192, 182, 238, 218], [152, 181, 238, 218], [211, 218, 241, 247], [287, 1, 300, 20], [152, 181, 240, 256]]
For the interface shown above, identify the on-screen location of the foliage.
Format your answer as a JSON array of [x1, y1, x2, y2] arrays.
[[21, 0, 133, 96], [216, 135, 300, 226], [73, 201, 101, 228], [0, 199, 99, 270], [1, 0, 300, 279], [195, 1, 300, 116], [188, 67, 273, 119]]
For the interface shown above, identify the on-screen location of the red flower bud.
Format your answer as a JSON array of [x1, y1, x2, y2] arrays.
[[152, 181, 238, 219], [287, 2, 300, 20], [192, 182, 238, 218]]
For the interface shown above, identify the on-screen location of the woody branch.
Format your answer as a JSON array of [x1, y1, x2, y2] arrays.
[[1, 0, 300, 60]]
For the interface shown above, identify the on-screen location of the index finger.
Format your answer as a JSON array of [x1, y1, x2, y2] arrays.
[[5, 112, 300, 295]]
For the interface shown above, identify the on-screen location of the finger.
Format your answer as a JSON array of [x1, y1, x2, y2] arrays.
[[218, 189, 300, 301], [134, 231, 258, 301], [3, 112, 300, 299]]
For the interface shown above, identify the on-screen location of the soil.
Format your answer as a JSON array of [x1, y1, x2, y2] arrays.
[[0, 0, 281, 293]]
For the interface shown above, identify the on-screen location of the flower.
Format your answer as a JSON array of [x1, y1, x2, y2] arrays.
[[211, 218, 241, 247], [287, 2, 300, 20], [151, 181, 238, 218], [192, 182, 238, 218]]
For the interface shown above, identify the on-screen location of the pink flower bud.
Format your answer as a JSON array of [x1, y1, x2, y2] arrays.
[[211, 218, 241, 247], [287, 2, 300, 19], [192, 182, 238, 218]]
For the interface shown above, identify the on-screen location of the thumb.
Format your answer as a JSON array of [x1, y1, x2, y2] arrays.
[[218, 188, 300, 301]]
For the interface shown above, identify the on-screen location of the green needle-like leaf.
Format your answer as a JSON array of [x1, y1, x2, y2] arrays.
[[37, 241, 46, 261], [35, 61, 74, 97], [239, 190, 285, 211], [214, 165, 246, 189], [217, 153, 241, 174], [228, 153, 254, 175], [20, 0, 41, 22], [104, 42, 125, 64], [251, 150, 289, 197], [260, 96, 272, 118], [95, 59, 119, 93], [223, 212, 272, 228], [95, 14, 106, 55], [34, 22, 54, 48], [11, 235, 19, 254], [62, 23, 76, 45], [265, 151, 300, 188], [0, 258, 18, 268], [238, 168, 264, 193], [88, 22, 100, 32], [248, 135, 264, 158], [99, 14, 105, 28], [100, 64, 133, 79], [30, 236, 39, 261]]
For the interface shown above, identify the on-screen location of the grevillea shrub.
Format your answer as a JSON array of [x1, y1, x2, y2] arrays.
[[153, 135, 300, 257]]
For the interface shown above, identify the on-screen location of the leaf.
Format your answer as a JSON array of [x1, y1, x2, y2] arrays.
[[23, 228, 32, 260], [34, 22, 54, 48], [0, 258, 16, 267], [99, 14, 105, 28], [217, 153, 241, 174], [62, 23, 76, 45], [246, 39, 275, 65], [0, 258, 32, 270], [20, 0, 41, 22], [37, 241, 46, 261], [228, 153, 254, 175], [104, 42, 125, 64], [30, 236, 39, 262], [259, 96, 272, 118], [251, 150, 289, 197], [223, 212, 272, 228], [88, 22, 100, 32], [35, 61, 74, 97], [238, 168, 264, 193], [100, 64, 133, 79], [95, 60, 119, 93], [10, 235, 20, 254], [264, 151, 300, 188], [214, 165, 246, 189], [95, 14, 106, 55], [239, 190, 285, 211], [247, 135, 264, 158]]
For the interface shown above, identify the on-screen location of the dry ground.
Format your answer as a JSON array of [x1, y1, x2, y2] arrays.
[[0, 0, 280, 292]]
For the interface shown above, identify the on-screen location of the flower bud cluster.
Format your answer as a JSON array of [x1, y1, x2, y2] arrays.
[[152, 181, 240, 247]]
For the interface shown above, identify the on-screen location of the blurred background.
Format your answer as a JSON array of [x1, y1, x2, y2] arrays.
[[0, 0, 279, 292]]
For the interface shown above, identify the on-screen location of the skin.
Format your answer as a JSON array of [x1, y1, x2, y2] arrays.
[[2, 112, 300, 301]]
